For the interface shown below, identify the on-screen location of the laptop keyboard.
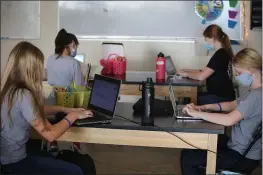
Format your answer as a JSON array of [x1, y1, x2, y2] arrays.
[[74, 111, 111, 124]]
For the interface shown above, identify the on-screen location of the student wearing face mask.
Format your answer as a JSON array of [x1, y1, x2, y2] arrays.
[[47, 28, 83, 90], [46, 29, 83, 154], [177, 24, 235, 105], [180, 48, 262, 175]]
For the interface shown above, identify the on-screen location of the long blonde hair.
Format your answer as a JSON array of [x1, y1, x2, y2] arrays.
[[0, 41, 45, 126], [233, 48, 262, 70]]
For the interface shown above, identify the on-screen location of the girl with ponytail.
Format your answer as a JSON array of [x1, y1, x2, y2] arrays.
[[47, 28, 82, 89], [177, 24, 235, 105], [46, 29, 84, 154]]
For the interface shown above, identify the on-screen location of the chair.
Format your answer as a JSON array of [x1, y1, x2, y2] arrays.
[[199, 123, 262, 175]]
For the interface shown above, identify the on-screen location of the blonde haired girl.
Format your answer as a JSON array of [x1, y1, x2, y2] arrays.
[[180, 48, 262, 175], [0, 41, 95, 174]]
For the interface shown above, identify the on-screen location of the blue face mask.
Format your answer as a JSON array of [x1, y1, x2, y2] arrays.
[[235, 72, 253, 86], [70, 48, 77, 57], [204, 42, 214, 51]]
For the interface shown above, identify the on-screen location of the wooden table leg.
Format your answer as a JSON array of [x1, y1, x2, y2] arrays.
[[206, 134, 218, 174], [190, 87, 197, 104]]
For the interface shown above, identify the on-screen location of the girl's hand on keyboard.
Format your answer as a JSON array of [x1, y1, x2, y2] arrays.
[[183, 103, 206, 113], [73, 110, 93, 120], [64, 107, 86, 114]]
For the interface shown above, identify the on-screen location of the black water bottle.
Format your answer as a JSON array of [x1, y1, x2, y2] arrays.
[[140, 77, 155, 126]]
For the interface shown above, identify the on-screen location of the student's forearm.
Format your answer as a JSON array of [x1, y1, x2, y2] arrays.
[[204, 101, 237, 112], [43, 113, 78, 142], [194, 112, 233, 126], [183, 69, 201, 73], [44, 105, 67, 115], [185, 72, 203, 81]]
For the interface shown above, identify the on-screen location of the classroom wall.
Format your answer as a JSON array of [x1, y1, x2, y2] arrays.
[[1, 1, 262, 73]]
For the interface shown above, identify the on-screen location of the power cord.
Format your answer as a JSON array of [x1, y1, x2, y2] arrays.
[[115, 114, 217, 153], [114, 114, 261, 173], [114, 114, 234, 160]]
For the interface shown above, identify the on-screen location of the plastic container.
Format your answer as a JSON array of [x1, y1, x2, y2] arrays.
[[54, 86, 91, 108], [100, 53, 126, 75], [74, 86, 91, 108], [112, 58, 127, 75], [100, 59, 113, 75]]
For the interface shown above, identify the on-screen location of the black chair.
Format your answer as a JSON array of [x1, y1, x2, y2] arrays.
[[199, 123, 262, 175]]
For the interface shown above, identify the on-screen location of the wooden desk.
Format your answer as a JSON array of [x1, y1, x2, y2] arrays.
[[32, 103, 223, 174], [89, 71, 203, 104]]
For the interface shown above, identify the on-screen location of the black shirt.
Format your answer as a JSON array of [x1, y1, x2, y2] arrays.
[[206, 48, 235, 99]]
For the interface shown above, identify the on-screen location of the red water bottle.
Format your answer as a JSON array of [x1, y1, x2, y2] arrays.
[[156, 52, 166, 81]]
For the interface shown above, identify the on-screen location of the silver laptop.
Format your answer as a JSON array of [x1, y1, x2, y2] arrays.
[[166, 56, 186, 79], [168, 80, 202, 120], [75, 74, 121, 125], [166, 56, 177, 76]]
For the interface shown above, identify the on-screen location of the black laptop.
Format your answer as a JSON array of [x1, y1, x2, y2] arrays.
[[74, 74, 121, 126]]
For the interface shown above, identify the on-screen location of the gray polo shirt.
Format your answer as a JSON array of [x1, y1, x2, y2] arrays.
[[1, 90, 35, 165], [46, 54, 84, 105], [227, 87, 262, 160]]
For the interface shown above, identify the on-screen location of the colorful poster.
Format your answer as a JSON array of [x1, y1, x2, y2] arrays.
[[228, 0, 239, 29], [195, 0, 224, 24], [229, 0, 238, 8]]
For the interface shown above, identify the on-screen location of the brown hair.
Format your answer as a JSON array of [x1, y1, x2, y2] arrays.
[[233, 48, 262, 71], [0, 41, 45, 127], [203, 24, 234, 58]]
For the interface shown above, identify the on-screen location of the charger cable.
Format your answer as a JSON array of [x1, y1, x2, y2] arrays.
[[115, 114, 233, 159]]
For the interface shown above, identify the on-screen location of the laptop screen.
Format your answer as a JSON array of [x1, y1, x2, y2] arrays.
[[88, 74, 121, 116]]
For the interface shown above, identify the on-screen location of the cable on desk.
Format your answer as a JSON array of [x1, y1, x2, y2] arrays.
[[114, 114, 233, 160]]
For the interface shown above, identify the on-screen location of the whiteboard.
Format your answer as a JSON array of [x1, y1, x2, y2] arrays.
[[59, 1, 242, 40], [1, 1, 40, 39]]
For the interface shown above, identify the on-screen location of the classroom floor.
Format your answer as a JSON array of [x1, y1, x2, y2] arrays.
[[57, 142, 261, 175], [59, 142, 182, 174]]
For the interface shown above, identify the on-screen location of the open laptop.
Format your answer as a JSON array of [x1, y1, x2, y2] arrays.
[[168, 80, 202, 120], [74, 74, 121, 126], [165, 56, 186, 79], [166, 56, 177, 76]]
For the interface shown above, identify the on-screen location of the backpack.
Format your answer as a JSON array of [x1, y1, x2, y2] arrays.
[[56, 150, 96, 175], [133, 98, 174, 116]]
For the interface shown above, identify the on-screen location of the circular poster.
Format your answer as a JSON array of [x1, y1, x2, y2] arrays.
[[195, 0, 224, 24]]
